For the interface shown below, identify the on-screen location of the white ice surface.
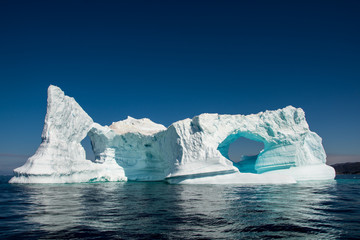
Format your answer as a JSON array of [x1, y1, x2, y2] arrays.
[[166, 164, 335, 184], [10, 86, 126, 183], [10, 85, 335, 184], [110, 116, 166, 135]]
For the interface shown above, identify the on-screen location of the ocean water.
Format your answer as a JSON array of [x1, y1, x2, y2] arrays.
[[1, 175, 359, 239]]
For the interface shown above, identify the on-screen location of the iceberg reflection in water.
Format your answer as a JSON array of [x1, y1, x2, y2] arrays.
[[1, 176, 359, 239]]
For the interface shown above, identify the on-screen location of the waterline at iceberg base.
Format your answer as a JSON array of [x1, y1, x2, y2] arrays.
[[10, 85, 335, 184]]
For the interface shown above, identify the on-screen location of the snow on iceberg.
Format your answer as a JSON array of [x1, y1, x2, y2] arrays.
[[9, 85, 335, 184]]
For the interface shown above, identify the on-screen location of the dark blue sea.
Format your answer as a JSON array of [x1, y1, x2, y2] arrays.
[[0, 175, 359, 239]]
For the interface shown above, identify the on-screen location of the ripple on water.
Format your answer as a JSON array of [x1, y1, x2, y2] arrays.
[[0, 177, 359, 239]]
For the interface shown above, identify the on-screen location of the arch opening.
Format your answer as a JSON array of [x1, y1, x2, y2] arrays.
[[81, 135, 96, 162], [218, 133, 264, 173]]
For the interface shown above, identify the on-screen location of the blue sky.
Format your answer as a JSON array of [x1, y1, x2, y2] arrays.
[[1, 1, 359, 173]]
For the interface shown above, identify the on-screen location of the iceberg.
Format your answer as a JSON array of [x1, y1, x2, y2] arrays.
[[10, 85, 335, 184], [9, 86, 126, 183]]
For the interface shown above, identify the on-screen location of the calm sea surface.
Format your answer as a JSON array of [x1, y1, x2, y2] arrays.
[[0, 175, 359, 239]]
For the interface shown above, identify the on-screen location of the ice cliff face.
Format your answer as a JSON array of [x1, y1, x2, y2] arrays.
[[10, 85, 335, 184], [9, 86, 126, 183]]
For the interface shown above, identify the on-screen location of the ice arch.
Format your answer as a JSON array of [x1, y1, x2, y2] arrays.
[[218, 131, 265, 161], [218, 133, 264, 173], [10, 85, 335, 184], [174, 110, 330, 176]]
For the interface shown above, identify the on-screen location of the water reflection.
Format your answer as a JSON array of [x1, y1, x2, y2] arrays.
[[3, 179, 358, 239], [222, 182, 341, 238]]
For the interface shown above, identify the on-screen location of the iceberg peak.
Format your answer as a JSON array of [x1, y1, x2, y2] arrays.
[[110, 116, 166, 135], [10, 85, 126, 183]]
